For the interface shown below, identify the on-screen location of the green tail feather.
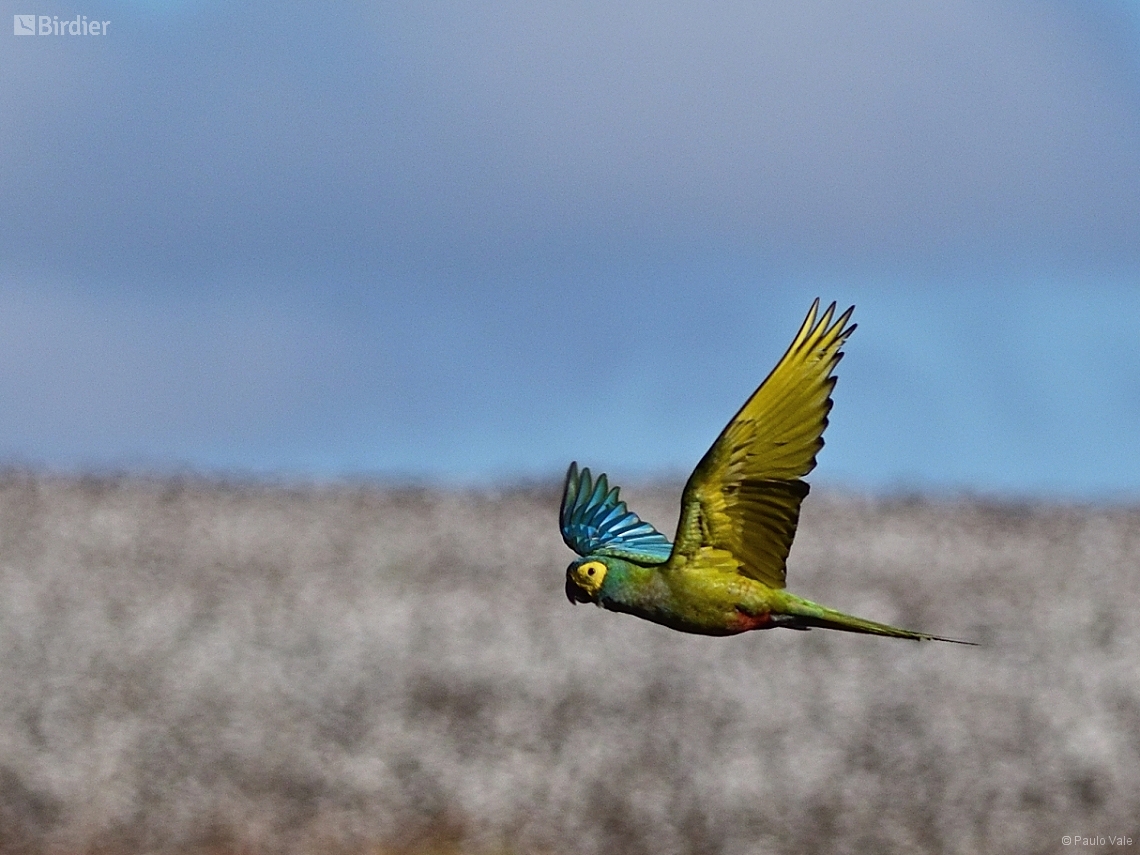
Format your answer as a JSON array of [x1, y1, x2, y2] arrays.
[[784, 599, 976, 645]]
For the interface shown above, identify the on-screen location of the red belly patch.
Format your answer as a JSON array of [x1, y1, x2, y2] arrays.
[[732, 609, 775, 632]]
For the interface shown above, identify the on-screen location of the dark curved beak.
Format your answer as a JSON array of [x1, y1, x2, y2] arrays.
[[566, 573, 589, 604]]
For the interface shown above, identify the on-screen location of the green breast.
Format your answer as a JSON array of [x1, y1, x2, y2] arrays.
[[600, 563, 777, 636]]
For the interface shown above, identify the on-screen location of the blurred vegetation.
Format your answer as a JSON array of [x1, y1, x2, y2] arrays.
[[0, 470, 1136, 854]]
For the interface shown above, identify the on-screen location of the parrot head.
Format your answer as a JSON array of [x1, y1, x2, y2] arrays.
[[565, 557, 610, 604]]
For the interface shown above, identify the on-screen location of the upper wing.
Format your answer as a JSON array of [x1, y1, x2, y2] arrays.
[[671, 300, 855, 588], [560, 462, 673, 564]]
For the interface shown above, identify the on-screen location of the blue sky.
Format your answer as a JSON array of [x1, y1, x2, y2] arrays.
[[3, 1, 1140, 499]]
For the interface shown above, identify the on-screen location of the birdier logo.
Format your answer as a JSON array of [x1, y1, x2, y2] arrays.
[[14, 14, 110, 35]]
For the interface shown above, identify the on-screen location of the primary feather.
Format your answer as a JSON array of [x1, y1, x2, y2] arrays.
[[673, 299, 853, 589]]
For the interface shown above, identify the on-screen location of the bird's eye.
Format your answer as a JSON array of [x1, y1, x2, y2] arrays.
[[586, 567, 595, 576]]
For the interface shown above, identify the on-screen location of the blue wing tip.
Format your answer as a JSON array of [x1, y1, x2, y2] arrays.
[[560, 461, 674, 562]]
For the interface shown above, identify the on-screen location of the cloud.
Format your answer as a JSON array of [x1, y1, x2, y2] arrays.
[[3, 1, 1140, 280]]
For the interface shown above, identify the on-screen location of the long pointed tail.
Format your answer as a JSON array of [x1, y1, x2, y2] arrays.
[[782, 598, 976, 645]]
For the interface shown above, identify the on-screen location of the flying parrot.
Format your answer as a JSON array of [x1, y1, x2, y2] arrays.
[[561, 299, 972, 643]]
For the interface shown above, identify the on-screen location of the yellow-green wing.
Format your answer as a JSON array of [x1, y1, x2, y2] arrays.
[[671, 299, 855, 588]]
